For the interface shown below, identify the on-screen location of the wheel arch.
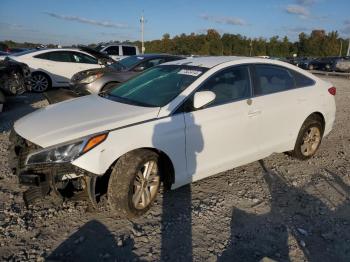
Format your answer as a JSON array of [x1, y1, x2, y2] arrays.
[[31, 70, 53, 85], [108, 147, 175, 189], [305, 112, 325, 133]]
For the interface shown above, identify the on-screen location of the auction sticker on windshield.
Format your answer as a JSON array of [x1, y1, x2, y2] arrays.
[[178, 69, 203, 76]]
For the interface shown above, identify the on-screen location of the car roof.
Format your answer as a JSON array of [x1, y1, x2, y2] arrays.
[[16, 48, 96, 57], [164, 56, 261, 68], [134, 53, 182, 59]]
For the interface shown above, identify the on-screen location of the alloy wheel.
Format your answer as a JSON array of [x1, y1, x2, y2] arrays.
[[301, 127, 321, 156], [132, 160, 160, 210], [31, 74, 49, 92]]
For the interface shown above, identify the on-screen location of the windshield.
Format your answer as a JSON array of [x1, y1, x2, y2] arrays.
[[107, 65, 207, 107], [113, 55, 146, 70]]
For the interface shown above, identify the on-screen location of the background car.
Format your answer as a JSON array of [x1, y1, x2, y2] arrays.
[[95, 43, 139, 61], [0, 58, 31, 95], [44, 54, 184, 104], [0, 58, 31, 112], [71, 54, 184, 94], [0, 51, 9, 61], [306, 57, 341, 71], [333, 57, 350, 72], [9, 48, 113, 92]]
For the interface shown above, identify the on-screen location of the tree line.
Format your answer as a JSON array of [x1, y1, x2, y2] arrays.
[[139, 29, 349, 57], [1, 29, 349, 58]]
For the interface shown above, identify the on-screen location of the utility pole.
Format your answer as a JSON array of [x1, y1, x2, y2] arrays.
[[140, 12, 145, 54], [249, 40, 253, 56]]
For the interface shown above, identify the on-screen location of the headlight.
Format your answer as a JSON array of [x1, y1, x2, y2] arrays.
[[26, 133, 108, 166], [79, 73, 104, 84]]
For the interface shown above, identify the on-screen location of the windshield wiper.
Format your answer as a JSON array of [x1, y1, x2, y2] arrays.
[[105, 94, 155, 107]]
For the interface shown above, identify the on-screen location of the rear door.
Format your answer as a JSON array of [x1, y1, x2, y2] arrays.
[[249, 64, 313, 155], [33, 51, 78, 85]]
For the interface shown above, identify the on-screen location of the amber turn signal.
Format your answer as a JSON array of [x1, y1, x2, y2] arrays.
[[83, 133, 108, 153]]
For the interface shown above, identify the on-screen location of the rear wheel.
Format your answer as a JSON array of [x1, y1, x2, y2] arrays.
[[31, 72, 51, 92], [291, 117, 323, 160], [107, 149, 161, 218]]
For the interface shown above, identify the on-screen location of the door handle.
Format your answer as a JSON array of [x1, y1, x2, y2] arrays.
[[248, 110, 262, 117]]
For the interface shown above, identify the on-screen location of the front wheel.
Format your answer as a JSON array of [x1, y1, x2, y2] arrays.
[[107, 149, 161, 218], [291, 117, 323, 160]]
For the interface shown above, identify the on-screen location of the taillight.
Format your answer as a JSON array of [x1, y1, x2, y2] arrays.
[[328, 87, 336, 96]]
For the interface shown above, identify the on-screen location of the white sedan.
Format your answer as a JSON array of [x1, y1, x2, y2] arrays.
[[10, 48, 105, 92], [10, 56, 336, 216]]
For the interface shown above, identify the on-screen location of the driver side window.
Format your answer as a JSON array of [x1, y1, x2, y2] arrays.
[[179, 66, 251, 113], [197, 66, 251, 107]]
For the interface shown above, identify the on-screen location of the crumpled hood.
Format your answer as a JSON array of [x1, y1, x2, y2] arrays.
[[14, 94, 160, 147]]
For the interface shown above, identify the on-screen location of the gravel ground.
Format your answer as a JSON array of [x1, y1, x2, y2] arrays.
[[0, 76, 349, 262]]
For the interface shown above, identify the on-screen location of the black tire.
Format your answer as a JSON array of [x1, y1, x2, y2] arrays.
[[107, 149, 161, 218], [31, 72, 52, 92], [291, 116, 324, 160], [100, 82, 119, 93]]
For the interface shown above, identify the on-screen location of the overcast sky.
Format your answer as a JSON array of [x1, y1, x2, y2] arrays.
[[0, 0, 349, 45]]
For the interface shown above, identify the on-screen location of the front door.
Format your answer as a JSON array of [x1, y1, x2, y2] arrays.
[[183, 65, 260, 181]]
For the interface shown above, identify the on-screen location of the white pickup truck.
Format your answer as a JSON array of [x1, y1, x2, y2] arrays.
[[95, 44, 139, 61]]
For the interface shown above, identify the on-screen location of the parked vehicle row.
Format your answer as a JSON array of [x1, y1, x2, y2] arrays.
[[44, 54, 184, 104], [9, 56, 336, 217], [286, 56, 350, 72], [7, 47, 114, 92]]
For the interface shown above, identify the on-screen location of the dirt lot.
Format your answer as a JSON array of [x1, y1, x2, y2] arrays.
[[0, 76, 349, 262]]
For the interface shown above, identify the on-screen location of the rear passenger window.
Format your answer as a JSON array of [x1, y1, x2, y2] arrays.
[[292, 71, 315, 87], [198, 66, 251, 107], [47, 52, 73, 62], [122, 46, 136, 56], [34, 53, 50, 60], [254, 65, 294, 96]]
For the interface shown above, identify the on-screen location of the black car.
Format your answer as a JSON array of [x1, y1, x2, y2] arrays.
[[44, 54, 184, 104], [306, 57, 343, 71]]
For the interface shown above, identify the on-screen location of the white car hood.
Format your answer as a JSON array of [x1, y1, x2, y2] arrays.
[[14, 95, 160, 147]]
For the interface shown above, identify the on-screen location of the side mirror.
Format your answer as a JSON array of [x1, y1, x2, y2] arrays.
[[193, 91, 216, 109], [133, 66, 145, 72]]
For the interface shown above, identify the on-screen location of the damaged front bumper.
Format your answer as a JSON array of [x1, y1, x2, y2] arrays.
[[8, 130, 99, 206]]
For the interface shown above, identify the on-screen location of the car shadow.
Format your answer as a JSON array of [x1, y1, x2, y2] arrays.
[[152, 105, 204, 261], [220, 160, 350, 262], [46, 220, 138, 262]]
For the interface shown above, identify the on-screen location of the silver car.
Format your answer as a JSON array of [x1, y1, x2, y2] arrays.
[[70, 54, 184, 95]]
